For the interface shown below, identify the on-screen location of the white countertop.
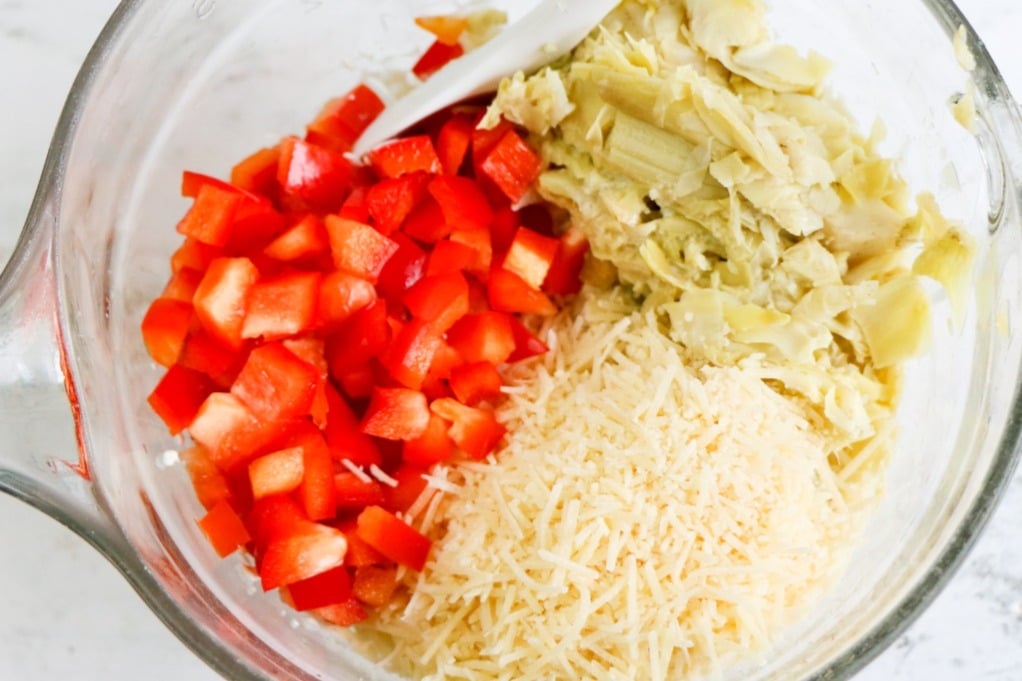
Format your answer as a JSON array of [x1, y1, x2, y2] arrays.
[[0, 1, 1020, 679]]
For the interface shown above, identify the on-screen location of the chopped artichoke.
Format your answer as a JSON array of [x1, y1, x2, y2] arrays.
[[852, 276, 932, 368]]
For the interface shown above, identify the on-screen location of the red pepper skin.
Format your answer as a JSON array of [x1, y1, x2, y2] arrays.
[[413, 40, 465, 79], [356, 505, 432, 571]]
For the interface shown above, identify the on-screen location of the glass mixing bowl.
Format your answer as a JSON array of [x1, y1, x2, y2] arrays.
[[0, 0, 1020, 679]]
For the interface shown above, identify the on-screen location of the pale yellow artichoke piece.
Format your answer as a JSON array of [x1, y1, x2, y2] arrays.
[[852, 276, 932, 368], [913, 228, 976, 324]]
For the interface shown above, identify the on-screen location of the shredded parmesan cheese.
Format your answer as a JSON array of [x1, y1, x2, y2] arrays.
[[352, 289, 885, 680]]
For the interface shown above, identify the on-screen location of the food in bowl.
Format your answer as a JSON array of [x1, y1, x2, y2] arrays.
[[140, 0, 974, 678]]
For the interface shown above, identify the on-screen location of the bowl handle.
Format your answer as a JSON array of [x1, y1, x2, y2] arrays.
[[0, 193, 124, 552]]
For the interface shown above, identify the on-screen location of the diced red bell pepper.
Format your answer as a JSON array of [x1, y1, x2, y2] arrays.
[[141, 298, 194, 367], [263, 215, 329, 262], [430, 398, 507, 460], [306, 84, 386, 152], [366, 172, 431, 236], [382, 466, 429, 514], [450, 228, 492, 275], [230, 342, 319, 422], [352, 565, 399, 606], [325, 216, 399, 283], [517, 203, 556, 236], [231, 145, 281, 196], [487, 268, 557, 316], [428, 341, 463, 382], [286, 566, 353, 612], [280, 338, 328, 427], [315, 599, 368, 627], [260, 521, 349, 591], [162, 268, 204, 303], [193, 257, 260, 351], [413, 40, 465, 80], [278, 137, 356, 212], [401, 196, 451, 244], [246, 494, 307, 549], [189, 392, 276, 471], [241, 271, 321, 341], [366, 135, 442, 179], [436, 113, 475, 175], [337, 520, 388, 567], [428, 175, 493, 233], [198, 500, 251, 558], [448, 361, 502, 406], [177, 184, 244, 248], [172, 238, 222, 274], [181, 171, 238, 199], [326, 300, 390, 377], [361, 386, 431, 441], [178, 328, 248, 388], [356, 505, 431, 571], [507, 316, 550, 362], [414, 15, 468, 46], [425, 239, 477, 276], [226, 199, 289, 255], [317, 271, 377, 328], [489, 206, 519, 255], [503, 226, 560, 289], [381, 320, 444, 390], [375, 233, 427, 303], [403, 414, 455, 467], [479, 129, 544, 203], [339, 186, 371, 222], [334, 472, 386, 510], [181, 445, 232, 510], [403, 272, 470, 332], [322, 392, 380, 469], [271, 423, 335, 520], [249, 446, 305, 499], [148, 364, 216, 435], [446, 311, 516, 365], [472, 118, 515, 182], [543, 226, 589, 295]]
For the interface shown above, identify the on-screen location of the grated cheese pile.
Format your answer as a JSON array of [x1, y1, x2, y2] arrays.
[[352, 288, 885, 680]]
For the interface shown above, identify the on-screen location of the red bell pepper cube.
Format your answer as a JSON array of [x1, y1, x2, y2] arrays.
[[403, 272, 470, 332], [177, 184, 244, 248], [448, 361, 502, 406], [436, 113, 475, 175], [402, 414, 455, 467], [489, 206, 519, 255], [361, 386, 431, 441], [269, 423, 334, 520], [178, 328, 248, 388], [502, 226, 560, 289], [172, 238, 222, 274], [230, 342, 320, 423], [323, 385, 383, 468], [402, 196, 451, 244], [249, 446, 305, 500], [315, 599, 368, 627], [356, 505, 431, 571], [286, 566, 353, 612], [507, 316, 550, 362], [413, 40, 465, 79], [450, 228, 493, 275], [543, 226, 589, 295], [446, 311, 516, 365], [181, 171, 238, 199], [141, 298, 194, 367], [326, 300, 390, 376], [352, 565, 399, 606], [306, 84, 386, 152], [162, 268, 204, 303], [246, 494, 308, 548], [226, 199, 289, 255], [339, 186, 371, 222], [479, 129, 544, 203], [181, 445, 232, 510], [325, 215, 399, 283], [487, 268, 557, 316], [278, 137, 357, 212], [414, 15, 468, 46], [230, 145, 281, 196], [366, 172, 431, 235], [381, 319, 444, 391], [428, 175, 493, 233], [263, 215, 329, 262], [430, 398, 507, 460], [338, 520, 388, 567], [148, 364, 216, 435], [382, 466, 430, 514], [193, 257, 260, 351], [317, 271, 377, 328], [334, 472, 386, 510], [375, 233, 427, 303], [259, 521, 349, 591], [281, 338, 328, 427], [198, 500, 252, 558], [189, 392, 276, 472], [241, 271, 321, 341], [366, 135, 442, 179], [425, 239, 476, 277]]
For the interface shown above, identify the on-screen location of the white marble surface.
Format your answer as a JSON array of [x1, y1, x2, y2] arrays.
[[0, 1, 1019, 679]]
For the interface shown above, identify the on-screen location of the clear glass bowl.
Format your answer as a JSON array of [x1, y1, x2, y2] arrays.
[[0, 0, 1020, 679]]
